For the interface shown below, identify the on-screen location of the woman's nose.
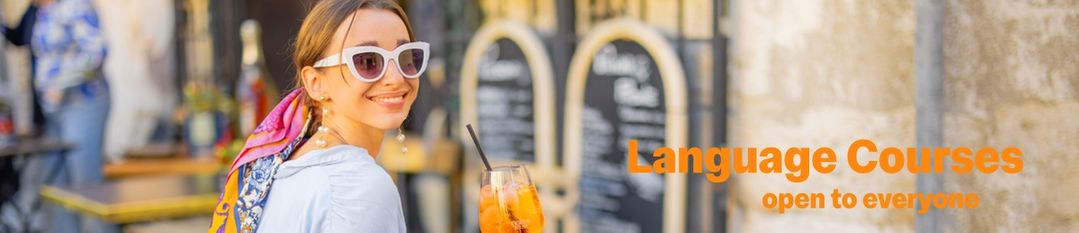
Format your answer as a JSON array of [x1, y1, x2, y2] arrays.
[[379, 60, 406, 85]]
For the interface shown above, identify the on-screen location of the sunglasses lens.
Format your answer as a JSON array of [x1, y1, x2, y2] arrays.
[[352, 52, 384, 80], [397, 48, 425, 77]]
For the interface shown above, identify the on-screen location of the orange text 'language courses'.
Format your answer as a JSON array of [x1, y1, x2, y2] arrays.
[[626, 139, 1023, 183]]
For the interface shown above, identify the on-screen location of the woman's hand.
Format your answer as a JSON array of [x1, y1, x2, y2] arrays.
[[44, 88, 63, 104]]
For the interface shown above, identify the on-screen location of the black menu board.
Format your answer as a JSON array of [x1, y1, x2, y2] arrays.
[[576, 40, 668, 233], [474, 38, 536, 162]]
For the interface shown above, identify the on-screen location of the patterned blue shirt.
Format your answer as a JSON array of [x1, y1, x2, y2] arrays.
[[31, 0, 108, 112]]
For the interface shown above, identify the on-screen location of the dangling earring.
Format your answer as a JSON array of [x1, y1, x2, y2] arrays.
[[316, 124, 330, 147], [397, 128, 407, 153], [316, 106, 331, 147]]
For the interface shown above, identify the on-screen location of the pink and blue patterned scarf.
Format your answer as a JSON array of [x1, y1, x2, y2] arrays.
[[209, 89, 311, 233]]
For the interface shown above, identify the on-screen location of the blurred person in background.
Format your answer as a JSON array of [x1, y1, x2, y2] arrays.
[[0, 5, 12, 219], [24, 0, 114, 232], [3, 1, 45, 134], [209, 0, 426, 232]]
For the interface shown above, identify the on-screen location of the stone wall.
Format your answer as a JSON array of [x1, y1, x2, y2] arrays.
[[727, 0, 916, 231], [943, 0, 1079, 232], [728, 0, 1079, 232]]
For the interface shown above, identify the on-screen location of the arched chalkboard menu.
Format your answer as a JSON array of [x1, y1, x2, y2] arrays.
[[459, 20, 559, 232], [563, 19, 688, 233]]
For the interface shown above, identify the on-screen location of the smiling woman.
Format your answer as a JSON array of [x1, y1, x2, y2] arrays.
[[208, 0, 427, 232]]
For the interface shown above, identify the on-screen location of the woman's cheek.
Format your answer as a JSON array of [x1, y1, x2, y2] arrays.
[[408, 80, 421, 104]]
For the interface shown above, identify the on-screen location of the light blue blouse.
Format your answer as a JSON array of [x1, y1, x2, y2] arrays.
[[256, 145, 406, 233]]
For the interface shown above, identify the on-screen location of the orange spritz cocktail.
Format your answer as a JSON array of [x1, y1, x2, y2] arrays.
[[480, 165, 544, 233]]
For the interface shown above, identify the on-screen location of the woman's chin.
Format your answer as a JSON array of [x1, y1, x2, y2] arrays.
[[364, 115, 408, 130]]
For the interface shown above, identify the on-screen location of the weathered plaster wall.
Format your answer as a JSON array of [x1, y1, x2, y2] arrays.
[[943, 0, 1079, 232], [728, 0, 916, 232]]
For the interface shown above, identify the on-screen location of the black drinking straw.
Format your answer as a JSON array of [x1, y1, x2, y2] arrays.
[[466, 124, 493, 171]]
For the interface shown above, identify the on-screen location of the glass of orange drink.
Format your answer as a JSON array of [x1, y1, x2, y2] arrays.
[[480, 165, 545, 233]]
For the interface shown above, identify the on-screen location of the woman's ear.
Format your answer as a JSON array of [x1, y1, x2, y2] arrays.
[[301, 66, 323, 99]]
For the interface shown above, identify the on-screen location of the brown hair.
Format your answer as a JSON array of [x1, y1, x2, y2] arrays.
[[292, 0, 415, 108]]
